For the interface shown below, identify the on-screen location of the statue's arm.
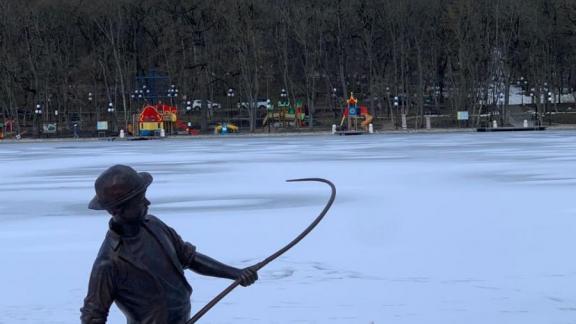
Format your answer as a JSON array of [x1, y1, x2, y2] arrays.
[[188, 252, 241, 279], [80, 260, 116, 324], [189, 252, 258, 287], [163, 224, 234, 278], [162, 223, 198, 267], [163, 222, 258, 286]]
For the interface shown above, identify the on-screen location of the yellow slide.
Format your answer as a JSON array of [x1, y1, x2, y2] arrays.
[[214, 123, 238, 134], [361, 113, 373, 128], [339, 115, 347, 127]]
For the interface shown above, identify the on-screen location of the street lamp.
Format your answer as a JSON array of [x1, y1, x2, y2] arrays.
[[529, 89, 538, 126], [227, 88, 235, 101], [34, 104, 42, 136], [280, 88, 288, 108], [541, 83, 549, 126], [331, 87, 338, 119], [107, 102, 115, 132], [88, 92, 98, 133], [132, 85, 150, 102], [51, 108, 58, 136], [280, 88, 288, 109], [183, 100, 193, 133], [547, 90, 553, 125], [517, 76, 528, 106], [227, 88, 235, 122], [131, 84, 149, 131], [393, 96, 400, 129], [498, 92, 505, 125], [166, 84, 179, 105]]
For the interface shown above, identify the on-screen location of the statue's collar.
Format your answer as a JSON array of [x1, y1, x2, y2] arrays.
[[107, 215, 151, 250]]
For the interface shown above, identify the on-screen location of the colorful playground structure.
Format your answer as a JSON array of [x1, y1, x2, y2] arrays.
[[214, 122, 238, 134], [138, 103, 237, 136], [339, 93, 373, 132], [262, 99, 306, 128], [138, 104, 178, 136]]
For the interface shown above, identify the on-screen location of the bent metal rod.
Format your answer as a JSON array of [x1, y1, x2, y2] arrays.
[[186, 178, 336, 324]]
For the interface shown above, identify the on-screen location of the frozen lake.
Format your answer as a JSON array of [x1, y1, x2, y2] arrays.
[[0, 131, 575, 323]]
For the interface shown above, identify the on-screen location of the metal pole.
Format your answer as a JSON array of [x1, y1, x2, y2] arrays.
[[186, 178, 336, 324]]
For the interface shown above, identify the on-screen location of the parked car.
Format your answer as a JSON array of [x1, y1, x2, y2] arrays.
[[191, 99, 221, 110], [237, 98, 271, 110]]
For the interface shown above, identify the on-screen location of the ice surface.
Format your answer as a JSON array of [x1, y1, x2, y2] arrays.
[[0, 132, 575, 323]]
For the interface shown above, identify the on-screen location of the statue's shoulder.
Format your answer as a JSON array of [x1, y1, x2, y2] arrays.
[[144, 215, 177, 238], [88, 233, 119, 272], [95, 231, 121, 259], [144, 214, 166, 228], [146, 214, 161, 222]]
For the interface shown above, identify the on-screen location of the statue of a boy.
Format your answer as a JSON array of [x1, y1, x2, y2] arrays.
[[81, 165, 257, 323]]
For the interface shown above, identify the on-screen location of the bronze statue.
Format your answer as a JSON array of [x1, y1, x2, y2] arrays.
[[81, 165, 258, 324]]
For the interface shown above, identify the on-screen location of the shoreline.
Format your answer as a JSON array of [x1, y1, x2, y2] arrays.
[[2, 125, 576, 144]]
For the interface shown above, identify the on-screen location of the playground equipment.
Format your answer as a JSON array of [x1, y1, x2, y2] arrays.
[[339, 93, 373, 132], [0, 119, 15, 139], [138, 104, 177, 136], [263, 99, 306, 127], [214, 122, 238, 134], [139, 105, 163, 136]]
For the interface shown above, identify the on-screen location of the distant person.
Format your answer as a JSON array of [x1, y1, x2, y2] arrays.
[[81, 165, 258, 323]]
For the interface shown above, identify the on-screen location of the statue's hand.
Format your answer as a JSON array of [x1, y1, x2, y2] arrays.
[[237, 266, 258, 287]]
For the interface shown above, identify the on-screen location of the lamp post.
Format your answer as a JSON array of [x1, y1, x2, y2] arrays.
[[280, 88, 288, 110], [517, 77, 528, 106], [266, 98, 272, 131], [131, 84, 150, 115], [131, 85, 150, 134], [227, 88, 235, 123], [529, 89, 538, 126], [54, 108, 59, 136], [384, 87, 393, 128], [541, 82, 549, 126], [107, 102, 115, 133], [88, 92, 98, 134], [498, 92, 505, 126], [393, 96, 400, 129], [279, 88, 289, 128], [547, 90, 553, 126], [34, 104, 42, 137], [331, 87, 338, 119], [131, 85, 149, 103], [166, 84, 179, 106], [88, 91, 93, 117], [185, 100, 192, 133]]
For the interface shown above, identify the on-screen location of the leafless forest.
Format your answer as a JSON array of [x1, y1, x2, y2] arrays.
[[1, 0, 575, 134]]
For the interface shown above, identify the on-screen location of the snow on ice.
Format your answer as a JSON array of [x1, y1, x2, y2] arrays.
[[0, 132, 575, 323]]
